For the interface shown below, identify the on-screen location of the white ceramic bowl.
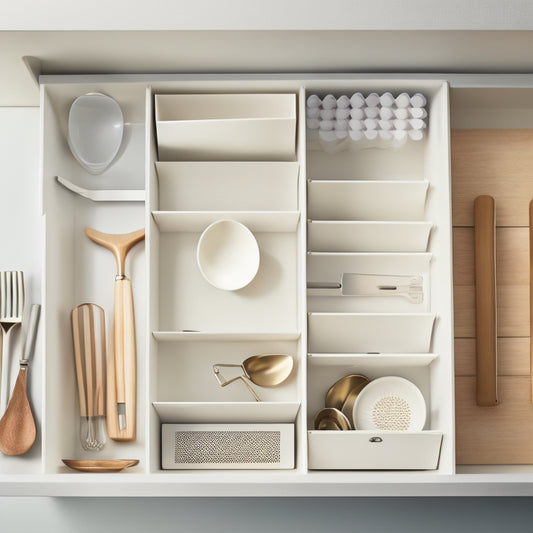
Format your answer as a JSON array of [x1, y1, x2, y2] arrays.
[[352, 376, 426, 431], [67, 93, 124, 174], [197, 220, 260, 291]]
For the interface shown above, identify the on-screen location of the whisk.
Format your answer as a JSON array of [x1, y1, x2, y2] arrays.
[[71, 303, 107, 451]]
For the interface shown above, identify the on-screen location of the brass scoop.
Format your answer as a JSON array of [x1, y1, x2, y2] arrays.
[[213, 354, 294, 402]]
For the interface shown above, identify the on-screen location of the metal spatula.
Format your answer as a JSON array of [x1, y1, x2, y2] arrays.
[[307, 273, 423, 303]]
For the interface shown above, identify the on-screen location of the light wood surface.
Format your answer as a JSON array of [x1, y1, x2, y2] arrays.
[[452, 130, 533, 227], [530, 201, 533, 403], [455, 337, 530, 376], [474, 195, 498, 406], [455, 376, 533, 464], [452, 129, 533, 463]]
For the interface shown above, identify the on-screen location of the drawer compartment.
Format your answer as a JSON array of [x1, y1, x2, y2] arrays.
[[307, 221, 432, 253], [155, 93, 297, 161], [308, 313, 436, 353], [308, 180, 429, 221], [307, 430, 442, 470]]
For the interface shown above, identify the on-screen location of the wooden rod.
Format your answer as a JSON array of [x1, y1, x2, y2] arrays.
[[474, 195, 498, 406], [530, 200, 533, 404]]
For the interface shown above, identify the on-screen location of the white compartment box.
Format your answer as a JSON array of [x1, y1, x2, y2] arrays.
[[307, 221, 433, 253], [162, 424, 295, 469], [308, 430, 443, 470], [155, 93, 297, 161], [308, 180, 429, 221], [308, 313, 436, 353]]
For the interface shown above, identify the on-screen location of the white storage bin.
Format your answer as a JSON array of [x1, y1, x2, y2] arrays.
[[155, 93, 297, 161], [307, 430, 442, 470]]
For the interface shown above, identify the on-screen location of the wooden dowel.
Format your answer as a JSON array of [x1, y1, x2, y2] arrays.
[[474, 195, 498, 406]]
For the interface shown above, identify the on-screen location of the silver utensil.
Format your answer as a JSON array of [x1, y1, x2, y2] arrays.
[[0, 271, 24, 415], [307, 273, 423, 303]]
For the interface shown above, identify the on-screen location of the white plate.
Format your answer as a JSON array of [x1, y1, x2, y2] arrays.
[[68, 93, 124, 174], [352, 376, 426, 431]]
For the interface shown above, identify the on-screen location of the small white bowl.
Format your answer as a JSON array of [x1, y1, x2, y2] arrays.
[[197, 220, 260, 291], [352, 376, 426, 431]]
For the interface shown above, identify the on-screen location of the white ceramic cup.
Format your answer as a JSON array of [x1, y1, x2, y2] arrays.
[[197, 220, 260, 291]]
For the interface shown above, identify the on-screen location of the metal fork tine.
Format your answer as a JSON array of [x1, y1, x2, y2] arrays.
[[0, 272, 4, 318], [6, 272, 12, 319], [17, 272, 24, 318]]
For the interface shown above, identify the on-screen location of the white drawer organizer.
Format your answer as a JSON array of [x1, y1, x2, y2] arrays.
[[7, 73, 533, 496]]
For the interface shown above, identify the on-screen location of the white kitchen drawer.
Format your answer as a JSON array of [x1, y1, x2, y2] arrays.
[[0, 73, 483, 496]]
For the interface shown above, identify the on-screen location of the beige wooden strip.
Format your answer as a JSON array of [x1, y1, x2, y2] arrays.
[[454, 285, 529, 338], [451, 129, 533, 227], [455, 337, 530, 377], [456, 376, 533, 464]]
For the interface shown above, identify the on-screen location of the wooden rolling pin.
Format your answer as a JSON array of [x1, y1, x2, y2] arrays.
[[474, 195, 498, 406]]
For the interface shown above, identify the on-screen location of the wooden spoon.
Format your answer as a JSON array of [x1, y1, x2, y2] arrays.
[[0, 304, 40, 455]]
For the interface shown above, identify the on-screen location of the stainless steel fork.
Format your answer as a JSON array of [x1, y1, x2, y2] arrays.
[[0, 271, 25, 415]]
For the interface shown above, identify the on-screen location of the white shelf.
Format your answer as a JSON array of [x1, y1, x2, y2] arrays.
[[152, 211, 300, 233], [153, 401, 301, 424], [308, 180, 429, 221], [153, 331, 301, 342], [308, 313, 436, 353], [307, 220, 432, 253], [155, 161, 299, 212], [308, 353, 438, 368]]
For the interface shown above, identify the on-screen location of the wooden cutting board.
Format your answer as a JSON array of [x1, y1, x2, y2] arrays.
[[452, 129, 533, 464]]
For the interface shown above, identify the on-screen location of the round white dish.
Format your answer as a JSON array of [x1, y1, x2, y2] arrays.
[[352, 376, 426, 431], [68, 92, 124, 174], [197, 220, 260, 291]]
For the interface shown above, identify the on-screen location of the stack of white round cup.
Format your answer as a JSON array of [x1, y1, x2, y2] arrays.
[[306, 92, 427, 151]]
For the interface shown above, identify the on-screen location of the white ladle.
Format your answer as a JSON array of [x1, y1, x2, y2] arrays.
[[67, 93, 124, 175]]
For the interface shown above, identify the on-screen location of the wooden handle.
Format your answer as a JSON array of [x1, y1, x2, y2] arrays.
[[71, 306, 88, 417], [107, 277, 136, 441], [530, 200, 533, 404], [474, 195, 498, 406]]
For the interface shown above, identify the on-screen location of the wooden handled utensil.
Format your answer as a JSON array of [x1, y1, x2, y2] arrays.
[[85, 227, 144, 441], [0, 304, 40, 455], [71, 303, 107, 450], [474, 195, 498, 406]]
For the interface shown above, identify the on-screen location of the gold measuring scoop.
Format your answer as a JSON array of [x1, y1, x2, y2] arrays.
[[213, 354, 294, 402]]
